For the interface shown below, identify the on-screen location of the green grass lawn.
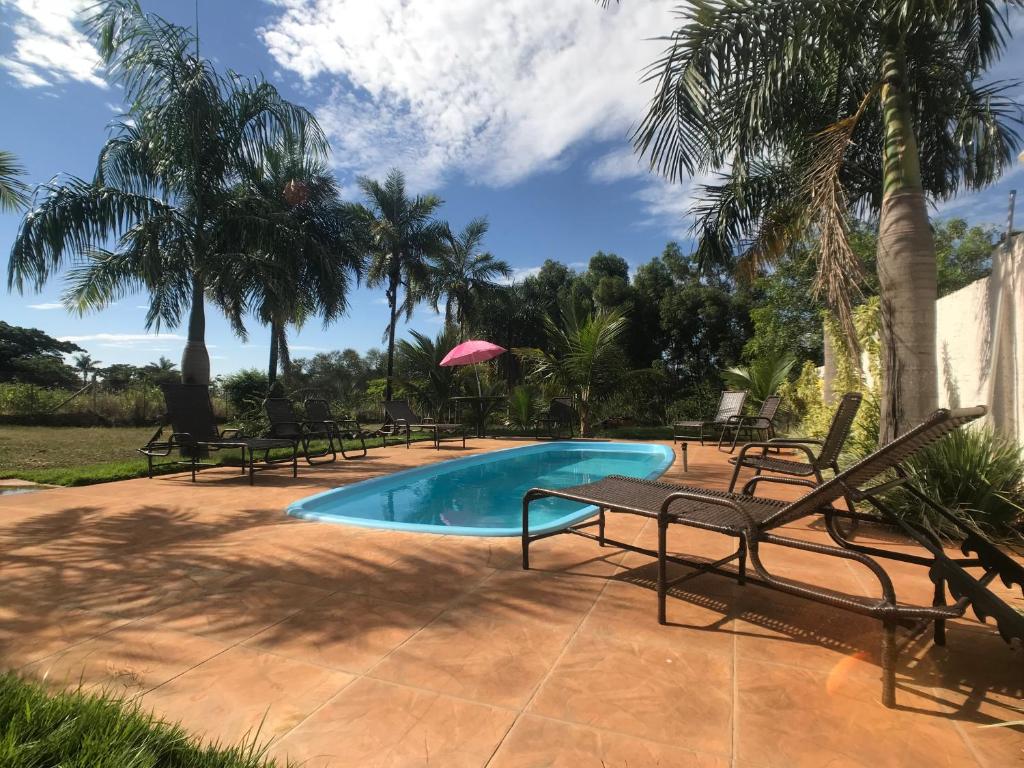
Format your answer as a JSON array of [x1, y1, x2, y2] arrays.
[[0, 673, 284, 767], [0, 425, 432, 487]]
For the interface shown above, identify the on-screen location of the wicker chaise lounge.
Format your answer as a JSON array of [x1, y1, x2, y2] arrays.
[[673, 390, 747, 448], [264, 397, 337, 464], [140, 384, 297, 484], [720, 394, 783, 452], [535, 397, 576, 439], [727, 391, 862, 491], [521, 405, 1024, 707], [383, 400, 466, 449], [304, 398, 369, 459]]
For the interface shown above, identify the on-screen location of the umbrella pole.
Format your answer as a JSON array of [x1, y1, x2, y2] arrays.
[[474, 363, 482, 398]]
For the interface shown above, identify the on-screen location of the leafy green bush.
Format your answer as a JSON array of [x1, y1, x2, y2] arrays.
[[721, 355, 795, 406], [220, 369, 270, 416], [506, 384, 540, 431], [0, 672, 281, 767], [0, 383, 68, 415], [666, 384, 719, 423], [893, 427, 1024, 539]]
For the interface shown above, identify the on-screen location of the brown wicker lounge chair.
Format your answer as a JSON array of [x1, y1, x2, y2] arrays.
[[140, 384, 297, 484], [535, 397, 576, 439], [727, 392, 862, 492], [673, 390, 747, 448], [721, 394, 783, 452], [382, 400, 466, 449], [521, 405, 1024, 707], [304, 398, 369, 459], [264, 397, 337, 464]]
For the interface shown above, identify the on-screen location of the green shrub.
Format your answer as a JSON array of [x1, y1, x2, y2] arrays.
[[721, 355, 796, 407], [0, 672, 281, 767], [506, 384, 540, 431], [0, 383, 68, 415], [666, 384, 719, 423], [892, 427, 1024, 540]]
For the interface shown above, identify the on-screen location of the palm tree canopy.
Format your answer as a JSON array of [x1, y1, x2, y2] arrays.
[[0, 151, 30, 213], [431, 217, 512, 329], [636, 0, 1023, 275], [355, 168, 447, 321], [6, 0, 327, 339]]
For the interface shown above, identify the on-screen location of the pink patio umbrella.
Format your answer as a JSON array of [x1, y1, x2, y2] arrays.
[[440, 339, 507, 397]]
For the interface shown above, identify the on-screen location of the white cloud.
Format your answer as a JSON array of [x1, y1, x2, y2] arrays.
[[260, 0, 674, 188], [0, 0, 106, 88], [27, 302, 65, 310], [59, 332, 186, 349], [499, 265, 543, 285], [589, 146, 717, 238]]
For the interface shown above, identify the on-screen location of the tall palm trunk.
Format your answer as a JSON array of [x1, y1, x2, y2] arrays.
[[268, 320, 280, 385], [181, 274, 211, 385], [876, 44, 938, 443], [384, 266, 399, 402]]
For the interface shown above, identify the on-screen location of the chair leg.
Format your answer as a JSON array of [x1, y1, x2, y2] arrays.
[[657, 518, 669, 625], [881, 620, 897, 707], [736, 535, 747, 586], [521, 498, 531, 569], [292, 443, 298, 477], [598, 508, 606, 546], [932, 577, 947, 646], [247, 448, 255, 485], [727, 458, 743, 493]]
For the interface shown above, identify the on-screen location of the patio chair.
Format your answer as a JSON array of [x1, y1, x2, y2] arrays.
[[382, 400, 466, 450], [672, 390, 747, 448], [522, 404, 1024, 707], [534, 397, 576, 439], [304, 398, 369, 459], [264, 397, 337, 465], [720, 394, 783, 452], [727, 392, 862, 492], [140, 384, 297, 484]]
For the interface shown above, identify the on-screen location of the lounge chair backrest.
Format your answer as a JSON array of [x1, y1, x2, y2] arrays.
[[264, 398, 302, 439], [715, 391, 747, 422], [757, 395, 782, 422], [384, 399, 422, 424], [765, 405, 987, 528], [304, 398, 333, 423], [549, 397, 575, 423], [159, 383, 222, 442], [814, 392, 863, 468]]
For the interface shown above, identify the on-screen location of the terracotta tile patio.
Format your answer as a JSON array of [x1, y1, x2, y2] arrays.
[[0, 438, 1021, 767]]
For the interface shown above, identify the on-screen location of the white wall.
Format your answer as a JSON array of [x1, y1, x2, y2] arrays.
[[937, 233, 1024, 440]]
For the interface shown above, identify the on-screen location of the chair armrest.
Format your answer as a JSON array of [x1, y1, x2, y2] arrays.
[[420, 417, 436, 424], [769, 437, 823, 446], [736, 440, 818, 464], [220, 427, 242, 439], [660, 490, 757, 529]]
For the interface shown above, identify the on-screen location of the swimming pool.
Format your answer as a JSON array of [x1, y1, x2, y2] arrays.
[[287, 442, 674, 536]]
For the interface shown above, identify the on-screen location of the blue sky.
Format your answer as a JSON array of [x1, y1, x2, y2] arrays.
[[2, 0, 1023, 376]]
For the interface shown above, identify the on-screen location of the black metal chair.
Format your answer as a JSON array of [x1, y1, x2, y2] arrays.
[[534, 397, 576, 439], [140, 384, 297, 484], [382, 400, 466, 449], [522, 405, 1024, 708], [304, 398, 369, 459], [264, 397, 338, 465], [727, 392, 862, 492], [673, 390, 747, 448], [721, 394, 783, 452]]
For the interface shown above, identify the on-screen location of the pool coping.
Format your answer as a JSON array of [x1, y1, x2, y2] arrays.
[[286, 440, 675, 537]]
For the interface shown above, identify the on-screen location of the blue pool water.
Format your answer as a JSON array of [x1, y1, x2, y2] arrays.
[[287, 442, 674, 536]]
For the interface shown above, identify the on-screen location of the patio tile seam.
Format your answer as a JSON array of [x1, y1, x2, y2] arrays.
[[9, 613, 145, 674], [731, 615, 738, 768], [482, 511, 664, 767]]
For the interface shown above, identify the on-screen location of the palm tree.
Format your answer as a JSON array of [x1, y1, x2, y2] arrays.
[[514, 302, 629, 435], [72, 353, 100, 386], [227, 135, 364, 384], [5, 0, 325, 385], [353, 168, 446, 401], [630, 0, 1022, 440], [429, 217, 511, 335], [0, 151, 29, 213], [395, 326, 461, 416]]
